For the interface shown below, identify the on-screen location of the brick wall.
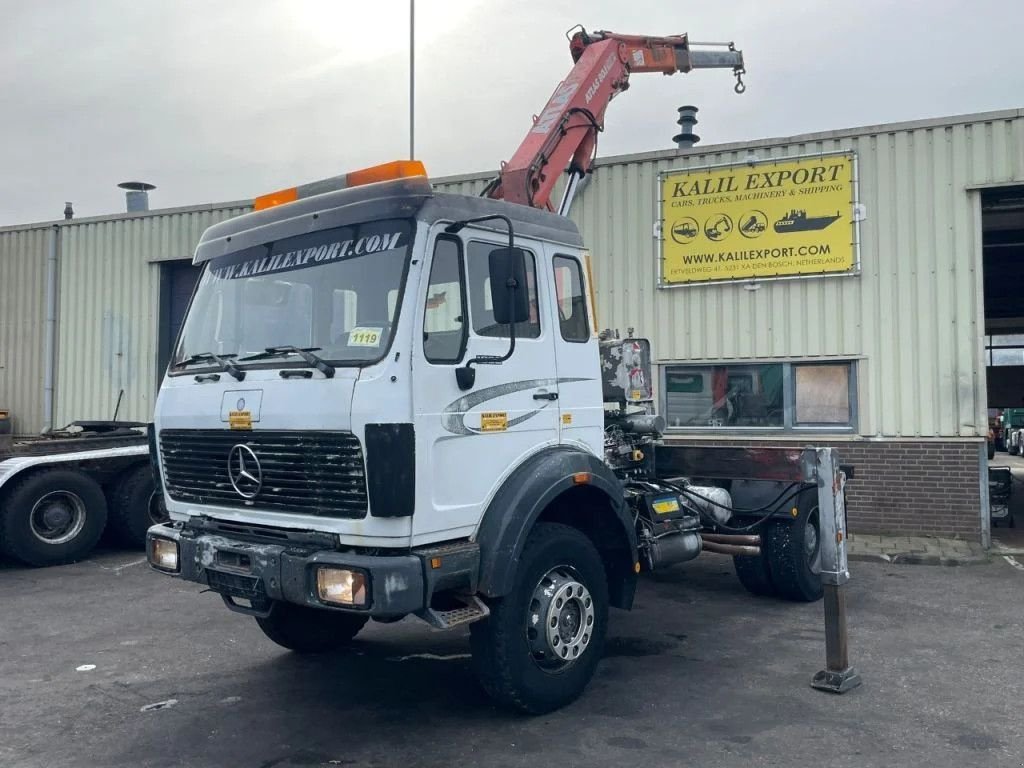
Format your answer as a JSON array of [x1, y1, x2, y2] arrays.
[[660, 437, 984, 541]]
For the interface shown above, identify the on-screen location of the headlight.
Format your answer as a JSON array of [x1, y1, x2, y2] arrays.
[[316, 567, 368, 607], [149, 537, 180, 573]]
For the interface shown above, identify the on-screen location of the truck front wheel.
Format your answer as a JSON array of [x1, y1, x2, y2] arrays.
[[0, 469, 108, 566], [470, 522, 609, 714], [255, 602, 368, 653]]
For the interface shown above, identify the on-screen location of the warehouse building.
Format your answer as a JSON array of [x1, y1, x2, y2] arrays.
[[2, 108, 1023, 543]]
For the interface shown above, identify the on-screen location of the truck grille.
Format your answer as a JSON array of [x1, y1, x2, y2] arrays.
[[159, 429, 368, 518]]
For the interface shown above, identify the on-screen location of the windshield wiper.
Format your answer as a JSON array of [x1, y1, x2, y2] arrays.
[[238, 346, 336, 378], [171, 352, 245, 381]]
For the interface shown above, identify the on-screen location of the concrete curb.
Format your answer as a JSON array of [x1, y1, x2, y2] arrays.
[[849, 551, 990, 567], [990, 544, 1024, 557]]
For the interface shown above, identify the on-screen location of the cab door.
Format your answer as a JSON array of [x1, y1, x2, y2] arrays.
[[543, 247, 603, 457], [411, 226, 559, 543]]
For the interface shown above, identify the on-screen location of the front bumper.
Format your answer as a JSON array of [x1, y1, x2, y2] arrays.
[[146, 523, 424, 617]]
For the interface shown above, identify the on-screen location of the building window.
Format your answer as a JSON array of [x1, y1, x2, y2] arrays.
[[665, 363, 784, 428], [552, 255, 589, 342], [794, 363, 851, 425], [663, 361, 856, 431], [985, 334, 1024, 366]]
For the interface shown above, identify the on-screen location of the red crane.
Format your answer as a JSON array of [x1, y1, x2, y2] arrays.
[[484, 27, 745, 213]]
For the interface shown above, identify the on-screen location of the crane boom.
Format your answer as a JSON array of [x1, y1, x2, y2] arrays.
[[485, 27, 745, 213]]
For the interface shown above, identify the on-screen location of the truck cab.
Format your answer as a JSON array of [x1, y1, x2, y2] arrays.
[[148, 165, 639, 712]]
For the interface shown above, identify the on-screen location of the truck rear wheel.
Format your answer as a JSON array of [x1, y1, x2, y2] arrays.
[[732, 546, 777, 596], [255, 602, 368, 653], [765, 491, 823, 602], [108, 464, 168, 548], [0, 469, 108, 566], [470, 522, 608, 714]]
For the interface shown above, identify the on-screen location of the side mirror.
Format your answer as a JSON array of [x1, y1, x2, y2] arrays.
[[488, 247, 530, 325], [445, 214, 522, 391]]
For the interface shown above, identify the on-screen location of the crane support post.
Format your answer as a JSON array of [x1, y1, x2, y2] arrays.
[[802, 447, 863, 695], [488, 26, 744, 211]]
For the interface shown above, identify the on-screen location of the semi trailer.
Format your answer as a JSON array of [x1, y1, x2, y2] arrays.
[[146, 26, 836, 713], [0, 421, 165, 566]]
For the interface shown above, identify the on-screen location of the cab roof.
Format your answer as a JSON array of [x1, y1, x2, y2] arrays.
[[193, 176, 583, 264]]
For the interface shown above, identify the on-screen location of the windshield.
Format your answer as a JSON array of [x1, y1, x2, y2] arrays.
[[172, 219, 413, 370]]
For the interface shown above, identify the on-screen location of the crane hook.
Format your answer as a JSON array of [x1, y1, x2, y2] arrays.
[[733, 67, 746, 94]]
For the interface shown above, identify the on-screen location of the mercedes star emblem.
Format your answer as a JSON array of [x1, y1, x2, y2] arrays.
[[228, 444, 262, 499]]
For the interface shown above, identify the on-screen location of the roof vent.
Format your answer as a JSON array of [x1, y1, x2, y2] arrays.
[[673, 105, 700, 150], [117, 181, 156, 213]]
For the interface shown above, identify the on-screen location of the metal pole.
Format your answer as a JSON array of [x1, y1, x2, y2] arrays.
[[409, 0, 415, 160], [802, 447, 862, 694], [42, 224, 59, 432]]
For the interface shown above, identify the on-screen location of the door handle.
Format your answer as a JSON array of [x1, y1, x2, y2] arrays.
[[533, 391, 558, 401]]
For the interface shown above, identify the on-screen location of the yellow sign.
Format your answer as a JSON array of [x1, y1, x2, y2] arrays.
[[660, 154, 855, 284], [652, 498, 680, 515], [228, 410, 252, 430], [480, 411, 508, 432], [348, 327, 383, 347]]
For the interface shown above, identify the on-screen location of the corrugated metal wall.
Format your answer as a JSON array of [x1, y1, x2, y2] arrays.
[[3, 111, 1021, 438], [0, 226, 49, 434], [54, 205, 250, 426], [437, 111, 1024, 438]]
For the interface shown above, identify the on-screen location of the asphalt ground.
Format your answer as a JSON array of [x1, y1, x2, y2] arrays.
[[1, 548, 1022, 768]]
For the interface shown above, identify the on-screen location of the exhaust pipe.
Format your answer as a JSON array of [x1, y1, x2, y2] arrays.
[[700, 540, 761, 557], [701, 532, 760, 546]]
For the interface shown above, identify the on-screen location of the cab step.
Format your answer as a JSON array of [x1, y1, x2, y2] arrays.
[[421, 594, 490, 630]]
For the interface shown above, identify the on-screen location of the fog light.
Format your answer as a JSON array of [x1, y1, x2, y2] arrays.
[[149, 537, 179, 573], [317, 567, 367, 606]]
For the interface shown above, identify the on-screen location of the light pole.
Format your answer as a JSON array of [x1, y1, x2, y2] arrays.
[[409, 0, 415, 160]]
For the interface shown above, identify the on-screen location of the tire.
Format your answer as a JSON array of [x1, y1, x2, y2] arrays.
[[255, 601, 368, 653], [469, 522, 608, 714], [765, 490, 824, 603], [108, 464, 168, 548], [733, 548, 777, 597], [0, 469, 108, 566]]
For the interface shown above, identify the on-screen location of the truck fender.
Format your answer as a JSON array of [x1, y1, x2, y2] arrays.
[[474, 446, 638, 609], [0, 445, 149, 493]]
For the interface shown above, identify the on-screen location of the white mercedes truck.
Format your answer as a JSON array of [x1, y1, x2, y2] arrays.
[[147, 29, 828, 713]]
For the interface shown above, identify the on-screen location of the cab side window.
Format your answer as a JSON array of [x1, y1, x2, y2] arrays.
[[467, 241, 541, 339], [553, 255, 589, 342], [423, 237, 467, 363]]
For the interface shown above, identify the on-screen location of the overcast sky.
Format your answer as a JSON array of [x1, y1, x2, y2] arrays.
[[2, 0, 1022, 225]]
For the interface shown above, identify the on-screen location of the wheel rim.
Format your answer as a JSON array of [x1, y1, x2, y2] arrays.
[[805, 506, 822, 575], [29, 491, 87, 545], [526, 566, 595, 671], [148, 492, 169, 525]]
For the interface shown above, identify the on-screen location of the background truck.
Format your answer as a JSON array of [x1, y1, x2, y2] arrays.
[[146, 27, 829, 713], [1002, 408, 1024, 455], [0, 421, 165, 566]]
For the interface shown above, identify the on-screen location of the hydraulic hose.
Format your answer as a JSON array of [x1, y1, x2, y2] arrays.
[[663, 480, 813, 534]]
